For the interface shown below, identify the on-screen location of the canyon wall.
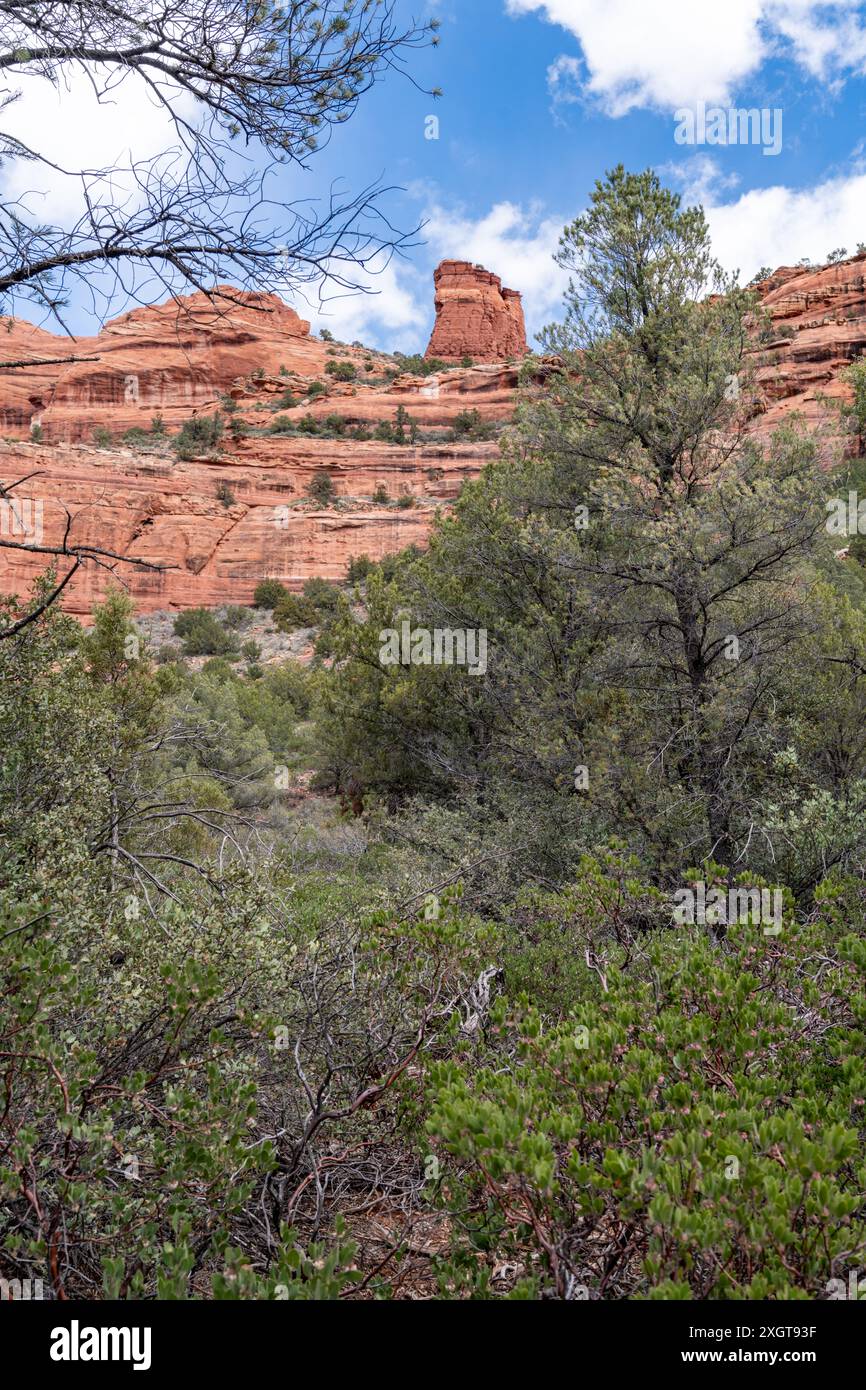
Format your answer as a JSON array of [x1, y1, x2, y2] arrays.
[[2, 253, 866, 619], [0, 277, 513, 615], [750, 258, 866, 437]]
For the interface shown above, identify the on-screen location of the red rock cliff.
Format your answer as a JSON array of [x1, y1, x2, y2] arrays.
[[425, 260, 528, 363], [0, 284, 516, 615], [3, 253, 866, 620]]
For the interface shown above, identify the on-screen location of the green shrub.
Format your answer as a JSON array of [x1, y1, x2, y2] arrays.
[[174, 413, 224, 460], [307, 472, 335, 505], [449, 408, 494, 442], [347, 554, 374, 582], [376, 543, 419, 581], [155, 643, 183, 664], [93, 427, 113, 448], [271, 578, 340, 633], [392, 353, 448, 376], [200, 654, 240, 678], [428, 860, 866, 1300], [253, 579, 289, 610], [392, 404, 417, 443], [307, 381, 327, 398], [235, 658, 315, 735], [325, 360, 357, 382], [269, 415, 296, 434], [173, 608, 239, 657], [297, 415, 319, 435], [223, 606, 251, 630], [302, 577, 340, 614], [273, 592, 318, 631], [849, 535, 866, 566], [122, 426, 151, 446]]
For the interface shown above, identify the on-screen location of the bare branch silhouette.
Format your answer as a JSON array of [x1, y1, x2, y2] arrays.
[[0, 355, 100, 368], [0, 474, 172, 637], [0, 2, 440, 324]]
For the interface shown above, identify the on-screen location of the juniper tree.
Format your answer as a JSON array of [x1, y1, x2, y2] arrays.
[[319, 169, 856, 884]]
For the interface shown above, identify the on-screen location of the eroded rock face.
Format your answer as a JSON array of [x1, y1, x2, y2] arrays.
[[0, 435, 489, 613], [3, 253, 866, 621], [425, 260, 527, 363], [0, 284, 514, 615], [0, 287, 317, 444], [748, 256, 866, 445]]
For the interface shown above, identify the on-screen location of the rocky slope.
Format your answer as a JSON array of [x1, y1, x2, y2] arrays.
[[1, 253, 865, 618]]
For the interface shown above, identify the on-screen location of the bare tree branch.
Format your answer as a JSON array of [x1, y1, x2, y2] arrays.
[[0, 354, 100, 368], [0, 2, 440, 324]]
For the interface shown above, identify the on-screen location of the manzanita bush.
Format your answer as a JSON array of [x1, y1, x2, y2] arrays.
[[427, 868, 866, 1299]]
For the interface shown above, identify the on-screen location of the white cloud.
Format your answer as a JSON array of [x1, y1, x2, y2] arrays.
[[0, 70, 197, 226], [506, 0, 866, 114], [302, 252, 427, 350], [547, 54, 585, 120], [770, 0, 866, 80], [646, 155, 866, 284], [662, 155, 742, 207], [703, 168, 866, 281]]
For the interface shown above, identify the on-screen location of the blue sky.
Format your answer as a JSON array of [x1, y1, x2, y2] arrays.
[[297, 0, 866, 351], [5, 0, 866, 351]]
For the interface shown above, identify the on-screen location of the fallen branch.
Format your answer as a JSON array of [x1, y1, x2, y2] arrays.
[[0, 355, 101, 369]]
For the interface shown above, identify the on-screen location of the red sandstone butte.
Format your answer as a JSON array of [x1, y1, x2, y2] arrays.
[[425, 260, 528, 363]]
